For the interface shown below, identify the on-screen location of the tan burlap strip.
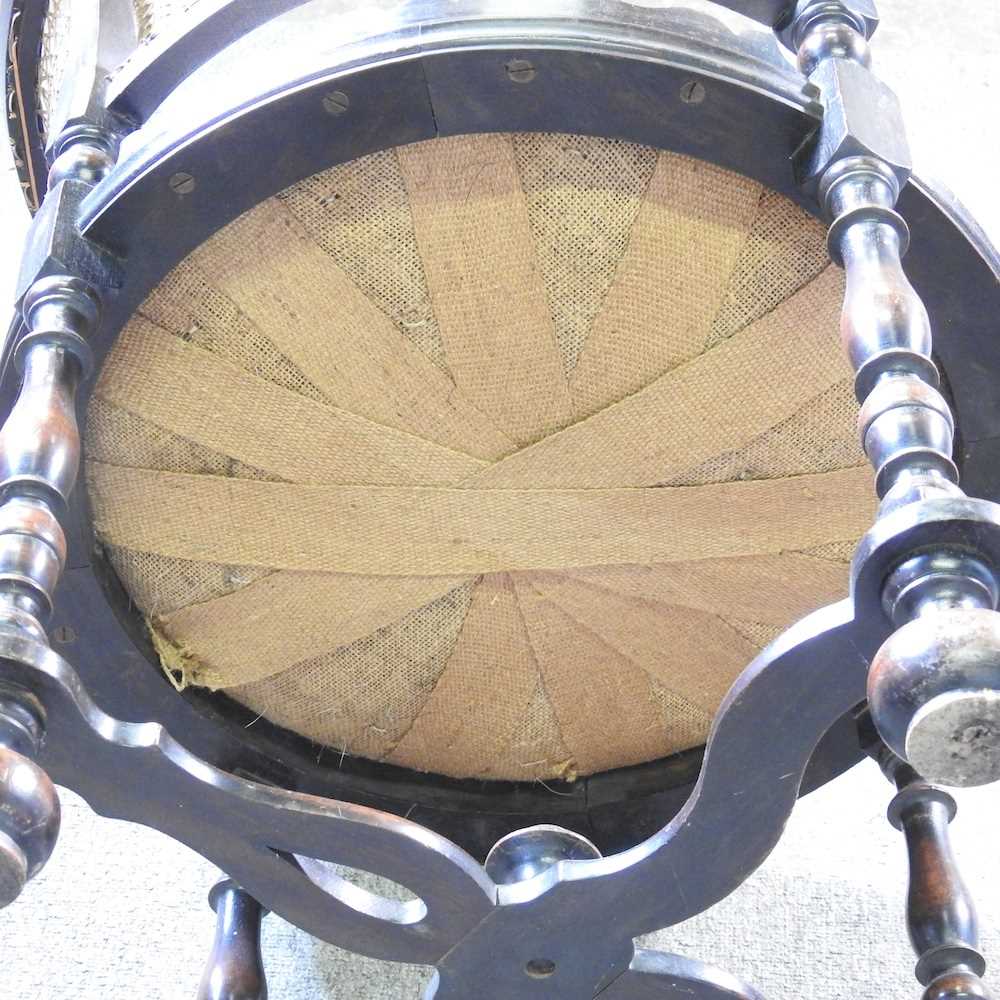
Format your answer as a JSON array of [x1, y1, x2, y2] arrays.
[[512, 134, 659, 377], [188, 199, 514, 461], [231, 581, 477, 761], [570, 154, 761, 419], [565, 552, 850, 626], [524, 571, 758, 715], [398, 134, 574, 445], [138, 256, 329, 404], [87, 395, 274, 482], [276, 148, 449, 368], [153, 570, 471, 688], [506, 683, 579, 781], [512, 573, 679, 774], [386, 573, 539, 775], [466, 266, 846, 489], [104, 546, 272, 618], [663, 377, 858, 487], [708, 189, 831, 347], [95, 319, 487, 486], [727, 619, 785, 650], [88, 464, 875, 577]]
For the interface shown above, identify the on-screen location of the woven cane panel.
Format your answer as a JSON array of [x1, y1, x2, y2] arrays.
[[84, 133, 875, 781], [131, 0, 193, 41], [37, 1, 202, 131], [36, 0, 77, 131]]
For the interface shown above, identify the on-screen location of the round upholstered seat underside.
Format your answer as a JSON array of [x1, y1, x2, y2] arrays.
[[84, 131, 875, 781]]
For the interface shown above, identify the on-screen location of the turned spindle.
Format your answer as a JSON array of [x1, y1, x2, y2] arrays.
[[787, 1, 1000, 786], [0, 272, 100, 906], [880, 751, 994, 999], [197, 879, 269, 1000]]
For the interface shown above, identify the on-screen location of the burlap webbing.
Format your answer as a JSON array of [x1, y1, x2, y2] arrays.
[[87, 395, 274, 483], [152, 572, 472, 689], [709, 190, 832, 346], [513, 573, 674, 775], [85, 133, 866, 781], [565, 552, 850, 626], [664, 377, 859, 486], [137, 256, 329, 404], [806, 539, 859, 563], [463, 265, 847, 489], [104, 546, 271, 618], [189, 198, 514, 461], [277, 148, 449, 369], [397, 135, 574, 445], [225, 580, 477, 762], [727, 619, 785, 650], [386, 573, 539, 775], [89, 464, 874, 577], [95, 320, 487, 485], [513, 134, 658, 377], [521, 571, 756, 716], [569, 151, 761, 420]]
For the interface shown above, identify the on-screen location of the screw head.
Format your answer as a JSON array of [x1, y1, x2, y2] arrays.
[[169, 172, 196, 195], [52, 625, 76, 644], [680, 80, 706, 104], [322, 90, 350, 115], [525, 958, 556, 980], [505, 58, 536, 84]]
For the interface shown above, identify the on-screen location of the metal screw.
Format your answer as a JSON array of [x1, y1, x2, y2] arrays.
[[525, 958, 556, 979], [505, 59, 536, 84], [322, 91, 350, 115], [169, 171, 196, 195], [680, 80, 706, 104], [52, 625, 76, 644]]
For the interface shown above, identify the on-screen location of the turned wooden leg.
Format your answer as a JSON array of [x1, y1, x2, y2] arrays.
[[197, 879, 268, 1000], [879, 749, 993, 999]]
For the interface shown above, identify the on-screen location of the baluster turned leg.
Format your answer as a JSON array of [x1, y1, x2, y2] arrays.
[[197, 879, 269, 1000], [0, 275, 99, 905], [0, 122, 119, 907], [783, 1, 1000, 786], [879, 749, 993, 999]]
